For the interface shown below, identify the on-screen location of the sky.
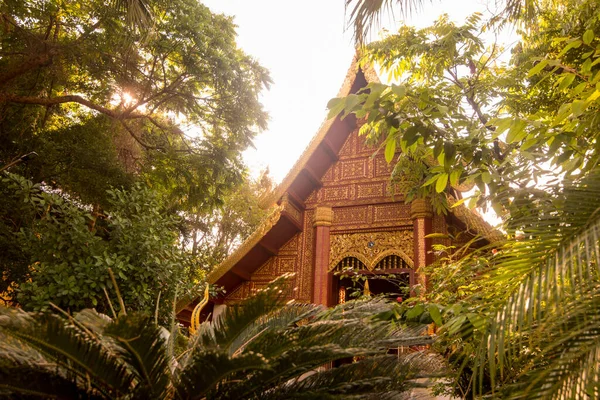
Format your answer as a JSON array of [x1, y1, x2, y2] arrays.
[[202, 0, 512, 188]]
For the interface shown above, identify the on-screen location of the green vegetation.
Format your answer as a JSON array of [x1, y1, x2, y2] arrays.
[[0, 0, 270, 312], [337, 0, 600, 398], [0, 278, 435, 399], [3, 0, 600, 398]]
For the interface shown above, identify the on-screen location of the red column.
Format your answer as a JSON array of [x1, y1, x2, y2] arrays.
[[312, 207, 333, 306], [411, 198, 433, 294]]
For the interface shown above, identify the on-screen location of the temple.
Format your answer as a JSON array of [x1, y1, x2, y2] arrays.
[[177, 57, 500, 325]]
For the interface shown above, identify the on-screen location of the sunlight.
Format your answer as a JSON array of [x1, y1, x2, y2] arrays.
[[110, 90, 138, 108]]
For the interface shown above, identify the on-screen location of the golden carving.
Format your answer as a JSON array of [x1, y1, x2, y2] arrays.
[[281, 194, 302, 223], [373, 203, 410, 223], [341, 159, 367, 180], [279, 234, 300, 254], [278, 257, 297, 273], [324, 186, 350, 202], [189, 285, 210, 335], [333, 206, 369, 225], [253, 258, 276, 276], [313, 207, 334, 227], [300, 210, 315, 302], [416, 219, 426, 267], [356, 182, 384, 199], [411, 198, 433, 219], [328, 231, 414, 271]]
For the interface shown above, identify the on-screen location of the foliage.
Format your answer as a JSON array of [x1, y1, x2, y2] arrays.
[[0, 172, 200, 320], [333, 1, 600, 218], [182, 170, 273, 271], [345, 0, 540, 45], [0, 0, 270, 210], [0, 277, 439, 399], [339, 0, 600, 398]]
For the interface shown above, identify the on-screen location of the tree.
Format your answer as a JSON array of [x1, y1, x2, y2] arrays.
[[0, 0, 273, 316], [0, 172, 199, 321], [0, 0, 270, 210], [0, 277, 438, 399], [338, 0, 600, 398]]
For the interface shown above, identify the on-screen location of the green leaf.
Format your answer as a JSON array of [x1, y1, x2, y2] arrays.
[[450, 170, 461, 187], [384, 138, 396, 163], [436, 173, 449, 193], [506, 120, 527, 144], [326, 97, 345, 119], [344, 94, 362, 114], [423, 175, 439, 187], [493, 118, 512, 137], [481, 171, 492, 184], [403, 126, 420, 147], [557, 73, 576, 91], [558, 39, 582, 57], [405, 304, 425, 320], [527, 59, 549, 77], [444, 142, 456, 167], [583, 29, 594, 45], [587, 90, 600, 102], [451, 196, 470, 208], [391, 84, 406, 98], [571, 100, 586, 116], [428, 305, 443, 326], [553, 103, 572, 125]]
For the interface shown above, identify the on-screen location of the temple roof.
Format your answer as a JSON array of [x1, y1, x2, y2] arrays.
[[206, 55, 502, 290]]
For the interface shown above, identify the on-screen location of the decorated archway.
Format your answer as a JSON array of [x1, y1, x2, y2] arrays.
[[331, 252, 414, 305]]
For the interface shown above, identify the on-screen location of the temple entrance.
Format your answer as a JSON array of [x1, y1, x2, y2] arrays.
[[332, 254, 414, 305]]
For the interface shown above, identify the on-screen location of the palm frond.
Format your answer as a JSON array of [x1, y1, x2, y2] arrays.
[[501, 284, 600, 399], [174, 349, 270, 399], [259, 353, 442, 399], [473, 168, 600, 398], [0, 307, 133, 397], [214, 299, 435, 399], [0, 364, 93, 399], [104, 313, 171, 398], [345, 0, 431, 45], [111, 0, 152, 30]]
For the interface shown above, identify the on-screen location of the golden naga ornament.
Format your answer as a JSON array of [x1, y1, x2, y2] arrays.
[[189, 285, 210, 335]]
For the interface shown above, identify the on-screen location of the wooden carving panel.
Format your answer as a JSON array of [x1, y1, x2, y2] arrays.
[[338, 129, 356, 157], [340, 159, 368, 180], [356, 182, 385, 199], [329, 230, 414, 270], [373, 203, 411, 224], [334, 206, 369, 226], [374, 155, 394, 177], [298, 209, 315, 302], [323, 186, 350, 202]]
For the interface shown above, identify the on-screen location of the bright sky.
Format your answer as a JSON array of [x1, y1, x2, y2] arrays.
[[202, 0, 512, 198]]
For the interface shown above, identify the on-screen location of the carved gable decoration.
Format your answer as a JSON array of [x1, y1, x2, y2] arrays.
[[329, 230, 414, 271]]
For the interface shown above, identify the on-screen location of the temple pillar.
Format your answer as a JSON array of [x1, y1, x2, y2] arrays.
[[312, 206, 334, 306], [411, 198, 433, 293]]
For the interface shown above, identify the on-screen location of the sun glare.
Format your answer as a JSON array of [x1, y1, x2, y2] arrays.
[[110, 90, 137, 108]]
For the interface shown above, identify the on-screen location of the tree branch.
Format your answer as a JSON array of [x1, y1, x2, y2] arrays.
[[0, 93, 146, 120]]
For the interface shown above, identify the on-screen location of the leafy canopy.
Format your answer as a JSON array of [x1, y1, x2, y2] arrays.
[[0, 0, 270, 209], [1, 172, 199, 319]]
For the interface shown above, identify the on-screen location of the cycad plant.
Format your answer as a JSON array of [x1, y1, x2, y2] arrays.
[[465, 169, 600, 399], [0, 276, 438, 399]]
